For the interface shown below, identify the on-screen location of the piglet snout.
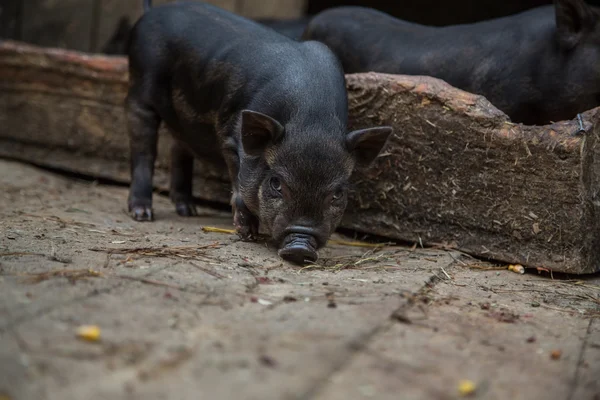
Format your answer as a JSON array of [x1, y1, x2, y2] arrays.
[[278, 226, 319, 264]]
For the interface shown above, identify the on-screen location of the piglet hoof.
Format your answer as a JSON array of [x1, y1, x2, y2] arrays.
[[235, 222, 259, 241], [174, 201, 197, 217], [129, 205, 154, 221], [238, 228, 258, 241], [234, 210, 259, 241]]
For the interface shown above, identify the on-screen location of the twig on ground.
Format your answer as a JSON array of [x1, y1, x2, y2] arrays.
[[447, 252, 468, 266], [327, 239, 390, 248], [19, 213, 96, 228], [545, 280, 600, 291], [460, 263, 508, 271], [115, 275, 185, 290], [440, 267, 452, 280], [89, 242, 221, 261], [9, 268, 103, 283], [189, 261, 225, 279], [0, 252, 45, 257], [0, 250, 71, 264], [202, 226, 236, 234], [298, 251, 393, 272]]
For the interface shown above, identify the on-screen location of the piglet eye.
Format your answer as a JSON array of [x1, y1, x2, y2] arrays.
[[270, 177, 282, 192], [332, 190, 344, 200]]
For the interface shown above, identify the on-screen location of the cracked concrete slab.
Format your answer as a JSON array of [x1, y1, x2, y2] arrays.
[[0, 159, 598, 400], [312, 265, 600, 400]]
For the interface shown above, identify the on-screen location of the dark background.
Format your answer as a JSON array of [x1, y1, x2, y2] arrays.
[[2, 0, 600, 53], [306, 0, 600, 26]]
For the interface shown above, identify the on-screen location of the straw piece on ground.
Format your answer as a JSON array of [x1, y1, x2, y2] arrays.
[[9, 268, 104, 283], [202, 226, 236, 234], [89, 243, 221, 261]]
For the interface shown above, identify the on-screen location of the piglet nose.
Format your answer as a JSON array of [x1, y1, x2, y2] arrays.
[[284, 225, 318, 237], [278, 225, 321, 265], [278, 243, 318, 264], [284, 225, 327, 248]]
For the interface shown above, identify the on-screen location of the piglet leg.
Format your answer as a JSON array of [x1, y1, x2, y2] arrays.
[[126, 99, 160, 221], [169, 140, 197, 216], [231, 193, 259, 240], [221, 139, 259, 240]]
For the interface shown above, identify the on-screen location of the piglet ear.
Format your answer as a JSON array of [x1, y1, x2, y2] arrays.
[[346, 126, 393, 167], [555, 0, 597, 49], [241, 110, 284, 156]]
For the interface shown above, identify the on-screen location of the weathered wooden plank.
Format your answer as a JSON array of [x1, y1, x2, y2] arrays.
[[20, 0, 95, 52], [344, 74, 600, 274], [0, 41, 230, 201], [0, 40, 598, 274]]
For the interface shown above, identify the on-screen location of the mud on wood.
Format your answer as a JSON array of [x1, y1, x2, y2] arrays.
[[0, 40, 598, 274]]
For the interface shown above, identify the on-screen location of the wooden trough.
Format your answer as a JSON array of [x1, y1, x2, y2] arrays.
[[1, 40, 599, 274]]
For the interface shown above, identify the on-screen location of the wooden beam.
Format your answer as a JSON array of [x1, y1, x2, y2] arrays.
[[0, 40, 598, 274]]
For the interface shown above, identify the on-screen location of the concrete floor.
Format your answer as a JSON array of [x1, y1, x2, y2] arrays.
[[0, 159, 598, 400]]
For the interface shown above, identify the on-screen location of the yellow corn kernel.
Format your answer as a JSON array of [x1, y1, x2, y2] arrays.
[[76, 325, 101, 342], [508, 264, 525, 274], [458, 380, 476, 396]]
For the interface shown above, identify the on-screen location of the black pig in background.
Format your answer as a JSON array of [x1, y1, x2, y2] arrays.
[[304, 0, 600, 125]]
